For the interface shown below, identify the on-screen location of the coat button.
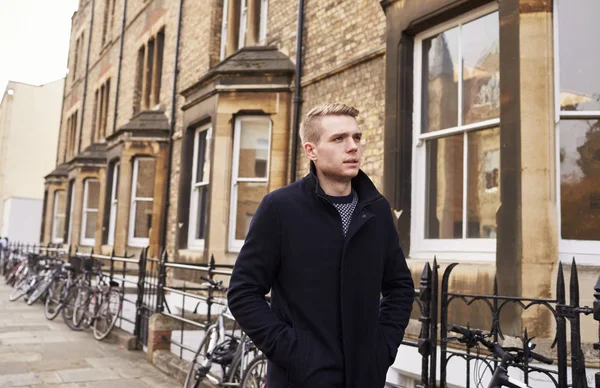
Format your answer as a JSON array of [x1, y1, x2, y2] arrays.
[[361, 214, 366, 219]]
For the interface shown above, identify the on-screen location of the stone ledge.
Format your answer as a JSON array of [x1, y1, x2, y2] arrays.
[[152, 349, 215, 387], [102, 327, 139, 351]]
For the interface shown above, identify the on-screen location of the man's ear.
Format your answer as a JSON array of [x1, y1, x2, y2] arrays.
[[304, 142, 318, 161]]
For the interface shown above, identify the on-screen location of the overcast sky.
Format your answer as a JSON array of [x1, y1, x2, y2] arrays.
[[0, 0, 79, 92]]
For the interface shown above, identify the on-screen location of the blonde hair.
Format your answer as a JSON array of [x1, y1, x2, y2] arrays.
[[299, 103, 359, 144]]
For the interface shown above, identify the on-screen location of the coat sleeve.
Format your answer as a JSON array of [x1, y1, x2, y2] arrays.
[[227, 194, 295, 369], [378, 206, 415, 362]]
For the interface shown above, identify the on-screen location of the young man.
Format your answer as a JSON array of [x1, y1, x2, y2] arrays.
[[228, 103, 414, 388]]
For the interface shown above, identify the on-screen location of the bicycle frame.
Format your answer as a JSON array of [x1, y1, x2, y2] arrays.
[[488, 355, 531, 388]]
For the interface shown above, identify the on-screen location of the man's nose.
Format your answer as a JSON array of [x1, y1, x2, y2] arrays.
[[346, 138, 358, 152]]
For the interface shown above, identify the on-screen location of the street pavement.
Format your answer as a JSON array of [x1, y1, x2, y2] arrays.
[[0, 282, 179, 388]]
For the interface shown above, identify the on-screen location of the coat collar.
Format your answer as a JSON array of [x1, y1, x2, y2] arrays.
[[304, 161, 383, 205]]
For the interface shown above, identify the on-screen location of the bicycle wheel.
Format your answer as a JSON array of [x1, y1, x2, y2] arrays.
[[93, 289, 123, 340], [73, 288, 92, 329], [9, 278, 29, 301], [27, 278, 51, 305], [62, 286, 83, 331], [5, 269, 17, 286], [240, 355, 267, 388], [6, 265, 24, 287], [44, 279, 65, 320], [227, 342, 260, 384], [184, 326, 219, 388]]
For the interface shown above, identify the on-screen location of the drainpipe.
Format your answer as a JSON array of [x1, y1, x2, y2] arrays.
[[77, 0, 95, 154], [112, 0, 128, 134], [290, 0, 305, 183], [159, 0, 184, 251]]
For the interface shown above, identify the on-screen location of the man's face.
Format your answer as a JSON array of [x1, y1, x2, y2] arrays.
[[307, 115, 362, 181]]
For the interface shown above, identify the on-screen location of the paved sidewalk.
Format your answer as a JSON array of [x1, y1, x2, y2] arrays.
[[0, 283, 179, 388]]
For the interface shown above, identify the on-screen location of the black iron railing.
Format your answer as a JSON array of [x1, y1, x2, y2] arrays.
[[439, 259, 597, 388], [158, 255, 235, 359], [2, 241, 598, 387]]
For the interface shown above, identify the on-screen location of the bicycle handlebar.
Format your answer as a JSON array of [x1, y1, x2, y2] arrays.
[[200, 276, 226, 290], [448, 324, 553, 365], [500, 345, 554, 365]]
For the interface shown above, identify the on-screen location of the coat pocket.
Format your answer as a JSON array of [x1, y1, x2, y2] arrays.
[[285, 327, 309, 387], [376, 327, 392, 378]]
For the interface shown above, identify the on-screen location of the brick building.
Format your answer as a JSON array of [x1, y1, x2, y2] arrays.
[[41, 0, 598, 384]]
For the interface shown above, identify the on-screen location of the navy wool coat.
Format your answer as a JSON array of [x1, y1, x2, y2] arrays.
[[228, 164, 415, 388]]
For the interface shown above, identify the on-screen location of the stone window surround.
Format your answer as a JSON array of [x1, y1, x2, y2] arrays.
[[128, 157, 156, 248], [106, 160, 120, 246], [228, 115, 272, 253], [101, 0, 117, 47], [134, 28, 166, 114], [177, 103, 290, 265], [42, 172, 69, 245], [72, 31, 86, 82], [51, 190, 66, 244], [410, 2, 499, 262], [92, 77, 112, 143], [40, 189, 48, 244], [177, 46, 294, 264], [381, 0, 504, 263], [101, 111, 170, 258], [220, 0, 269, 60], [188, 125, 213, 251], [553, 0, 600, 266], [80, 178, 101, 247], [65, 110, 80, 162], [66, 179, 76, 244]]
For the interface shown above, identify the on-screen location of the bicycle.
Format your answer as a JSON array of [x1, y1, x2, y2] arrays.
[[72, 257, 123, 340], [44, 257, 79, 320], [26, 257, 64, 305], [448, 324, 553, 388], [5, 249, 32, 287], [60, 256, 95, 331], [9, 253, 48, 302], [184, 276, 264, 388]]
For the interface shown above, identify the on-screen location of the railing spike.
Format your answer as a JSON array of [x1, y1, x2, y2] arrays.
[[570, 257, 580, 308], [557, 261, 565, 305]]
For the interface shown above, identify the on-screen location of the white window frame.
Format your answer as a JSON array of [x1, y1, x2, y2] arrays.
[[108, 163, 119, 246], [410, 3, 499, 262], [80, 179, 100, 246], [220, 0, 230, 60], [188, 126, 212, 250], [51, 191, 66, 244], [553, 0, 600, 266], [228, 116, 272, 252], [238, 0, 248, 50], [259, 0, 268, 44], [67, 183, 75, 244], [128, 158, 154, 247]]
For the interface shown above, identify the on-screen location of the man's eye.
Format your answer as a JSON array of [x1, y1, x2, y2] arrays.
[[334, 137, 342, 141]]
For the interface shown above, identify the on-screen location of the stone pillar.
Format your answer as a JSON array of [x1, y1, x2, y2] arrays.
[[518, 0, 558, 337], [71, 174, 85, 249], [149, 144, 168, 257], [114, 153, 133, 256], [147, 313, 180, 363], [94, 167, 108, 253], [208, 112, 234, 263], [497, 0, 557, 338]]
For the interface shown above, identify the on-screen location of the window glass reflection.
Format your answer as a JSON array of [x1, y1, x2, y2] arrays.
[[558, 0, 600, 111]]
